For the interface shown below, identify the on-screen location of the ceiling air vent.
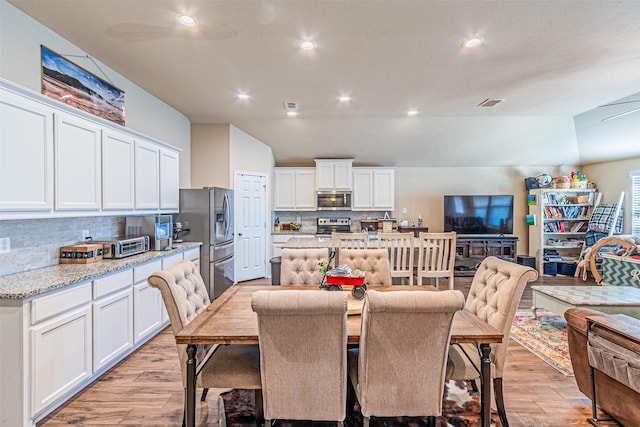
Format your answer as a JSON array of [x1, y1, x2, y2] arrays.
[[478, 98, 504, 107], [283, 101, 298, 110]]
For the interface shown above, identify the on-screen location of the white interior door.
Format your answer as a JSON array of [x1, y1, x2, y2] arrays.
[[235, 172, 267, 282]]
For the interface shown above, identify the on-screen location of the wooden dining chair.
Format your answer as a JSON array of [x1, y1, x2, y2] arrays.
[[332, 232, 369, 249], [280, 248, 330, 286], [347, 289, 465, 426], [147, 260, 263, 426], [377, 232, 414, 285], [251, 290, 348, 426], [339, 248, 392, 286], [416, 231, 457, 289], [445, 256, 538, 427]]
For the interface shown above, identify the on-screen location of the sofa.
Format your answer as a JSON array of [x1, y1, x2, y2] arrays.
[[564, 307, 640, 426]]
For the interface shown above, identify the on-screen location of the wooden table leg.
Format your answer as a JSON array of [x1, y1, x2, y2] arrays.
[[479, 343, 492, 427], [185, 344, 197, 427]]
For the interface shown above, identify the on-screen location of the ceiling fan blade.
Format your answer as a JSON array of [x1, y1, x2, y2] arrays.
[[598, 100, 640, 108]]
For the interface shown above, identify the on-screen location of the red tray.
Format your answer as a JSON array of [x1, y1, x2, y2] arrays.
[[325, 275, 366, 286]]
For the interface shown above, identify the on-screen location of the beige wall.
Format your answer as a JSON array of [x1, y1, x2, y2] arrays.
[[190, 124, 231, 188], [190, 124, 275, 190], [583, 155, 640, 234], [0, 0, 192, 187]]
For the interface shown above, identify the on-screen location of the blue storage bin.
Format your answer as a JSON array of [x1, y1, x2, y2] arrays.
[[543, 262, 557, 276]]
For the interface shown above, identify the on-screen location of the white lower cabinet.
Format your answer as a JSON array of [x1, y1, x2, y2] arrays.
[[93, 288, 134, 372], [31, 304, 92, 417], [133, 260, 164, 344]]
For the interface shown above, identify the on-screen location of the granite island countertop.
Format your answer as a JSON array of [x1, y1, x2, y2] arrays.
[[0, 242, 201, 300]]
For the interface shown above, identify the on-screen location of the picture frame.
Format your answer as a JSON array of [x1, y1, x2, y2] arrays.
[[40, 45, 125, 125]]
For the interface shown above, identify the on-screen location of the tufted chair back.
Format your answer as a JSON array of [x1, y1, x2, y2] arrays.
[[339, 249, 392, 286], [463, 256, 538, 376], [280, 248, 330, 286], [147, 260, 212, 385]]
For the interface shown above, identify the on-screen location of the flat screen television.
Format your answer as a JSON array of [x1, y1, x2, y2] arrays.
[[443, 195, 514, 235]]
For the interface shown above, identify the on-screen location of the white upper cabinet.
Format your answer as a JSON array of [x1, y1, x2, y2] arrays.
[[0, 88, 54, 212], [352, 167, 395, 211], [134, 140, 160, 210], [159, 148, 180, 211], [102, 129, 135, 210], [273, 168, 316, 210], [54, 112, 102, 211], [315, 159, 353, 190]]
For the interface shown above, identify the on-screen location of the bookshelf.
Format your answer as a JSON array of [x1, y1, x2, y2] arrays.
[[528, 188, 597, 275]]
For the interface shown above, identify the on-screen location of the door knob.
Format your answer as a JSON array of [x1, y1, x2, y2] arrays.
[[238, 233, 243, 236]]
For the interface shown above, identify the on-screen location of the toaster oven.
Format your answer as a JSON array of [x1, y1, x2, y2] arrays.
[[95, 236, 150, 259]]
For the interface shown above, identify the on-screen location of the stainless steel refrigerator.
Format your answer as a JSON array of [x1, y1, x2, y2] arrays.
[[177, 187, 234, 299]]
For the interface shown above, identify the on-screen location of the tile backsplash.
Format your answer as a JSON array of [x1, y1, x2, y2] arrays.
[[0, 216, 124, 276]]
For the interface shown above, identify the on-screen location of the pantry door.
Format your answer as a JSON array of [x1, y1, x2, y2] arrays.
[[234, 172, 267, 282]]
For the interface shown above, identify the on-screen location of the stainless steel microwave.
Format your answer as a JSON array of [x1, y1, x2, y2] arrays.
[[317, 191, 352, 211]]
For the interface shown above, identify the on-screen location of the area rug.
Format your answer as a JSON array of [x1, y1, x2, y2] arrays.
[[219, 380, 502, 427], [510, 309, 573, 377]]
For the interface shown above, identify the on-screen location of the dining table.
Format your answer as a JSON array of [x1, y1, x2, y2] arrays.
[[175, 285, 503, 427]]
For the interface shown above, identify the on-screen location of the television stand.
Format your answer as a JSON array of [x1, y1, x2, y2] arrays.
[[454, 235, 518, 276]]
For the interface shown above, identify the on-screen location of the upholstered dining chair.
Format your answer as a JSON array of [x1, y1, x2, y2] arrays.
[[347, 289, 465, 426], [377, 232, 414, 285], [280, 247, 330, 286], [339, 248, 392, 286], [416, 232, 457, 289], [251, 290, 348, 426], [332, 232, 369, 249], [445, 256, 538, 427], [147, 260, 262, 426]]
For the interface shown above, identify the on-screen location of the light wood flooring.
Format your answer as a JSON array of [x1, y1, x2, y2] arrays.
[[38, 275, 617, 427]]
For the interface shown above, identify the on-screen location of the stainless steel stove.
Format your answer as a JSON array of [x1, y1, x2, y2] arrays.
[[316, 217, 351, 236]]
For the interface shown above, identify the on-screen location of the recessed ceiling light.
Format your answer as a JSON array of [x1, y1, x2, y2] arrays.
[[407, 110, 418, 117], [177, 15, 198, 27], [299, 40, 317, 50], [339, 96, 352, 102], [286, 111, 298, 117], [237, 93, 250, 100], [463, 37, 484, 48]]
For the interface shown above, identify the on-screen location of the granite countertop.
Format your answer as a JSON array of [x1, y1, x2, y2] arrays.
[[0, 242, 201, 300], [283, 237, 340, 249]]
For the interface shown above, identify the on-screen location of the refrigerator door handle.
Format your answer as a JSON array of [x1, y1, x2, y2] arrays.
[[224, 192, 231, 239]]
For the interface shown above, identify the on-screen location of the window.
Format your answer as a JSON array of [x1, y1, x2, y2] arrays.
[[632, 171, 640, 235]]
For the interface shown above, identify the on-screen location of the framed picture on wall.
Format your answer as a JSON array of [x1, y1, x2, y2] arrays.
[[40, 45, 125, 126]]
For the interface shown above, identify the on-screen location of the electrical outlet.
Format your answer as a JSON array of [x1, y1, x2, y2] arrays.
[[82, 230, 90, 240], [0, 237, 10, 254], [402, 207, 408, 214]]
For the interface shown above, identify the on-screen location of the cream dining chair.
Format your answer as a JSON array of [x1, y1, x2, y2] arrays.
[[251, 290, 348, 426], [147, 260, 263, 426], [339, 248, 392, 286], [279, 248, 330, 286], [332, 232, 369, 249], [416, 232, 457, 289], [347, 289, 465, 426], [445, 256, 538, 427], [377, 232, 414, 285]]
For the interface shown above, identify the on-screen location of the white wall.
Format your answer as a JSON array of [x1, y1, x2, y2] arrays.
[[0, 0, 191, 187], [190, 124, 231, 188], [229, 124, 275, 181], [583, 155, 640, 234]]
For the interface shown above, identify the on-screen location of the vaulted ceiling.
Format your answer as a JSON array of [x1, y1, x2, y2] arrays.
[[7, 0, 640, 167]]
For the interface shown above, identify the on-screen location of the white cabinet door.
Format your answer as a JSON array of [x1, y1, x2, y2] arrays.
[[54, 112, 102, 210], [30, 305, 92, 417], [315, 159, 353, 190], [133, 282, 164, 343], [294, 169, 316, 210], [0, 89, 54, 212], [274, 169, 296, 210], [373, 168, 395, 210], [102, 129, 135, 210], [352, 168, 374, 210], [135, 140, 160, 210], [93, 288, 134, 371], [159, 148, 179, 211]]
